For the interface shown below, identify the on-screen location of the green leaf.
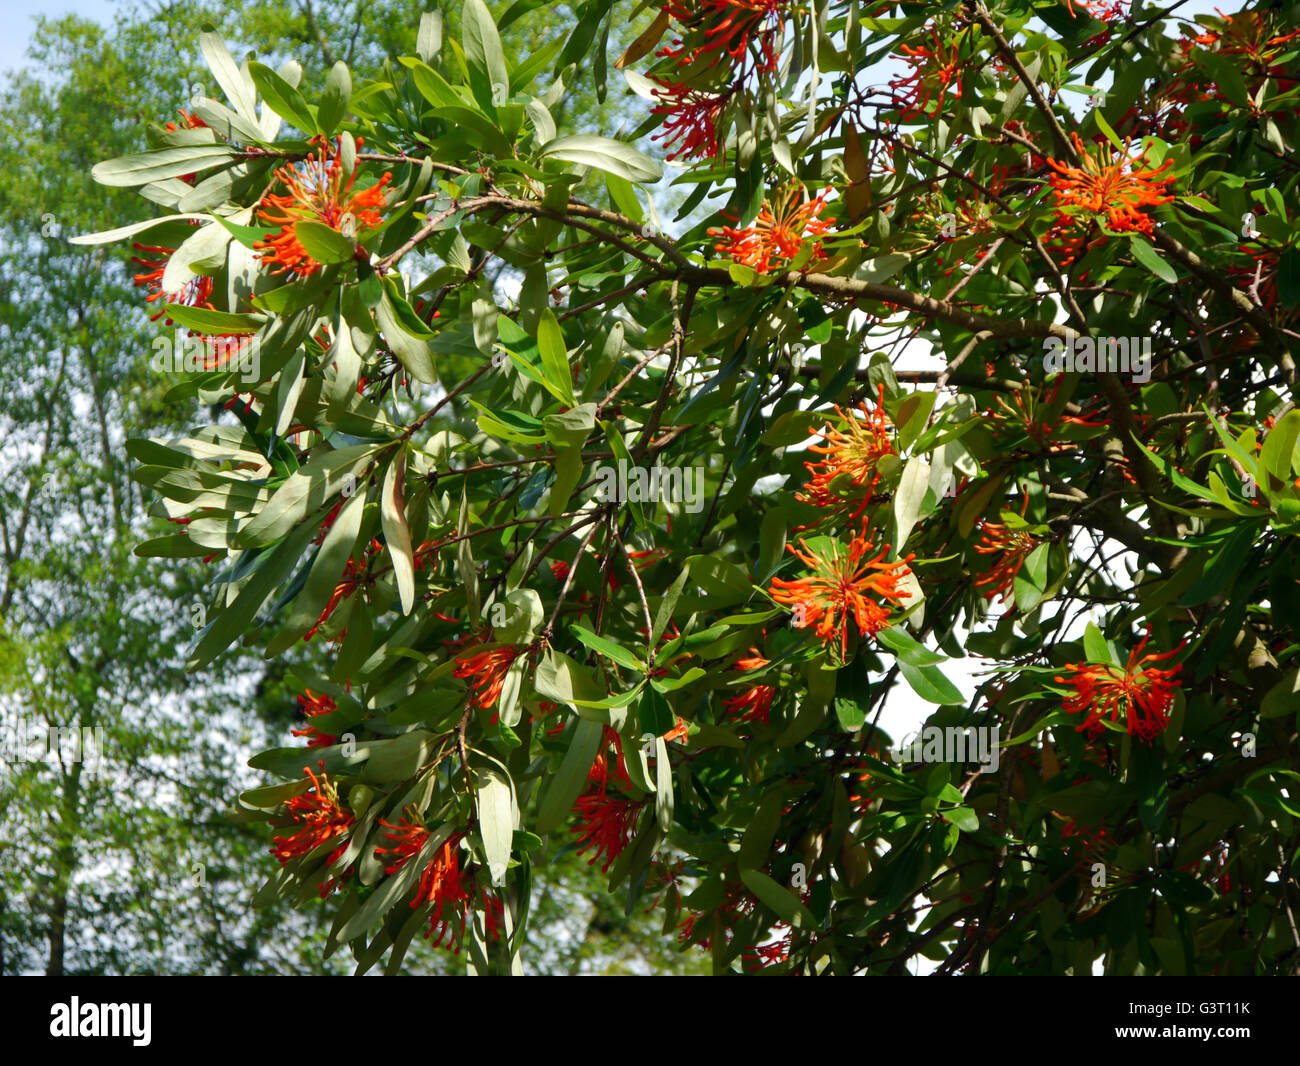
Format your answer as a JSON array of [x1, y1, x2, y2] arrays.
[[163, 306, 264, 334], [536, 309, 576, 406], [739, 868, 816, 929], [475, 767, 515, 886], [293, 220, 356, 264], [381, 449, 415, 615], [876, 626, 946, 666], [237, 442, 381, 548], [535, 717, 602, 834], [898, 661, 964, 705], [893, 456, 930, 549], [1083, 621, 1112, 664], [376, 281, 438, 384], [187, 521, 317, 670], [91, 146, 234, 187], [570, 624, 645, 672], [463, 0, 511, 112], [249, 61, 315, 132], [943, 806, 979, 832], [317, 60, 352, 135], [199, 28, 258, 120], [69, 213, 208, 246], [538, 134, 662, 183], [1129, 237, 1178, 284]]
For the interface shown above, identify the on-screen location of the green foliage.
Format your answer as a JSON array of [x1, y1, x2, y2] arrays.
[[62, 0, 1300, 975]]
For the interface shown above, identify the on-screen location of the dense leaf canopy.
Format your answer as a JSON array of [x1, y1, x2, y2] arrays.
[[77, 0, 1300, 974]]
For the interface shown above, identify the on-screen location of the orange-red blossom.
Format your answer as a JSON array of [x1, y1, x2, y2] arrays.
[[797, 384, 895, 519], [769, 531, 915, 659], [270, 765, 353, 866], [1056, 629, 1185, 741], [1045, 132, 1174, 241], [973, 519, 1038, 605], [454, 644, 521, 712], [709, 182, 833, 274], [255, 139, 391, 278]]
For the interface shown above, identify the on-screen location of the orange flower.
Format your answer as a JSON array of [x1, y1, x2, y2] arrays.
[[1045, 132, 1174, 245], [889, 25, 968, 120], [375, 818, 475, 949], [572, 791, 644, 872], [709, 182, 833, 274], [797, 384, 895, 519], [270, 765, 353, 866], [255, 139, 391, 278], [588, 725, 632, 790], [130, 242, 215, 322], [651, 80, 728, 161], [724, 649, 774, 726], [660, 0, 785, 74], [973, 513, 1038, 606], [292, 688, 339, 748], [304, 555, 368, 642], [1055, 629, 1184, 741], [662, 717, 690, 744], [454, 645, 520, 713], [769, 531, 915, 659]]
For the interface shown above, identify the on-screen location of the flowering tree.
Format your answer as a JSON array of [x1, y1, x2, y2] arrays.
[[78, 0, 1300, 974]]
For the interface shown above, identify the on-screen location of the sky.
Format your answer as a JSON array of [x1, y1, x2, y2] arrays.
[[0, 0, 120, 75]]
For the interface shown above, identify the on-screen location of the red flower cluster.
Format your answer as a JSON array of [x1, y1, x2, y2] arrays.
[[1045, 132, 1175, 263], [889, 25, 969, 120], [723, 649, 774, 726], [572, 791, 644, 873], [130, 243, 215, 323], [454, 644, 521, 715], [710, 182, 834, 274], [255, 138, 391, 278], [292, 688, 339, 748], [769, 529, 915, 660], [797, 384, 895, 520], [270, 765, 353, 867], [1056, 629, 1185, 741], [647, 0, 788, 160], [374, 816, 503, 950]]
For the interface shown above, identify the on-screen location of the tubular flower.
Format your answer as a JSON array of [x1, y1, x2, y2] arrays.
[[270, 765, 353, 866], [662, 717, 690, 744], [650, 80, 728, 161], [304, 555, 368, 642], [889, 26, 969, 120], [588, 726, 632, 790], [709, 183, 833, 274], [1056, 629, 1185, 741], [797, 384, 895, 518], [454, 644, 520, 713], [255, 139, 391, 278], [1046, 132, 1175, 242], [769, 531, 915, 659], [724, 649, 774, 726], [292, 688, 339, 748], [375, 820, 474, 949], [973, 520, 1038, 605], [130, 243, 215, 322], [659, 0, 785, 74], [572, 791, 644, 872]]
